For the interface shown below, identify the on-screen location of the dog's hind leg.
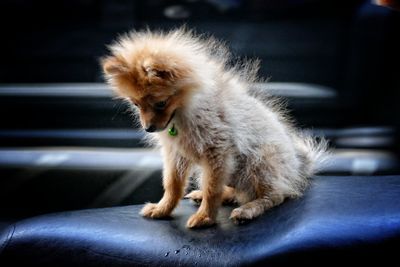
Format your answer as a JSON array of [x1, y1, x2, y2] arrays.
[[229, 192, 285, 224], [185, 185, 236, 205]]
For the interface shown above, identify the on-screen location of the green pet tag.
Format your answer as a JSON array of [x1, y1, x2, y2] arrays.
[[168, 124, 178, 137]]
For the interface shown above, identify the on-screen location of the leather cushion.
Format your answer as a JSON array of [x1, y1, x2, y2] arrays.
[[1, 175, 400, 266]]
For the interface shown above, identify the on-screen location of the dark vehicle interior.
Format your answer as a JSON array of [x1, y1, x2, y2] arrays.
[[1, 0, 399, 266]]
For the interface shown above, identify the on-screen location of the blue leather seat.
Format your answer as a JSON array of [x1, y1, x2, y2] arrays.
[[1, 175, 399, 266]]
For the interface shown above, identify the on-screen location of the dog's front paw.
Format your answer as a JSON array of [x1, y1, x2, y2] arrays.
[[186, 212, 215, 228], [140, 203, 170, 219], [229, 207, 253, 225]]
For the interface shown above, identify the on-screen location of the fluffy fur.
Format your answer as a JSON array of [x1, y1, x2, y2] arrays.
[[102, 28, 328, 228]]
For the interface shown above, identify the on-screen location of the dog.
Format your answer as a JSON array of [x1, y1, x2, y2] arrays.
[[102, 28, 328, 228]]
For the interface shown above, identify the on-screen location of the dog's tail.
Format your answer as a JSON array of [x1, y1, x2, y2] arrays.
[[294, 132, 330, 178]]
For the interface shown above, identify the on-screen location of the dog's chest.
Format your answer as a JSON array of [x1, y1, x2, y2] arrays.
[[160, 126, 203, 161], [174, 131, 202, 161]]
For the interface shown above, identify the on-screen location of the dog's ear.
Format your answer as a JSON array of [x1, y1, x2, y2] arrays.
[[102, 56, 128, 76]]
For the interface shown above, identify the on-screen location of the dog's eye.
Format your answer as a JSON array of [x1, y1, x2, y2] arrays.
[[154, 101, 167, 110]]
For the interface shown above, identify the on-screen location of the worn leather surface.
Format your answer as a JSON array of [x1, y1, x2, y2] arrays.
[[1, 176, 400, 266]]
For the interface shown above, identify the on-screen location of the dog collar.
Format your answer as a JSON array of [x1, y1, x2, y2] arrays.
[[168, 124, 178, 137]]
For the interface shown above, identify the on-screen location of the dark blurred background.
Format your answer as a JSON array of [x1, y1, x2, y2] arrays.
[[0, 0, 400, 225], [1, 0, 400, 127]]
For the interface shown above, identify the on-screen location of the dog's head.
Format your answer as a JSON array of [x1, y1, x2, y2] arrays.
[[102, 38, 197, 132]]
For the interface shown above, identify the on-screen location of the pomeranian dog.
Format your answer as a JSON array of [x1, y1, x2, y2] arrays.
[[102, 28, 327, 228]]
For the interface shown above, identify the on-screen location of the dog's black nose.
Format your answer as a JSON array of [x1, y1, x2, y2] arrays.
[[145, 125, 157, 133]]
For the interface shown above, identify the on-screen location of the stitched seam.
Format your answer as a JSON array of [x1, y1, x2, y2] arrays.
[[0, 224, 16, 253]]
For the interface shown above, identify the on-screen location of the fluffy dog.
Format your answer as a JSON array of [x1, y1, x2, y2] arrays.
[[102, 28, 327, 228]]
